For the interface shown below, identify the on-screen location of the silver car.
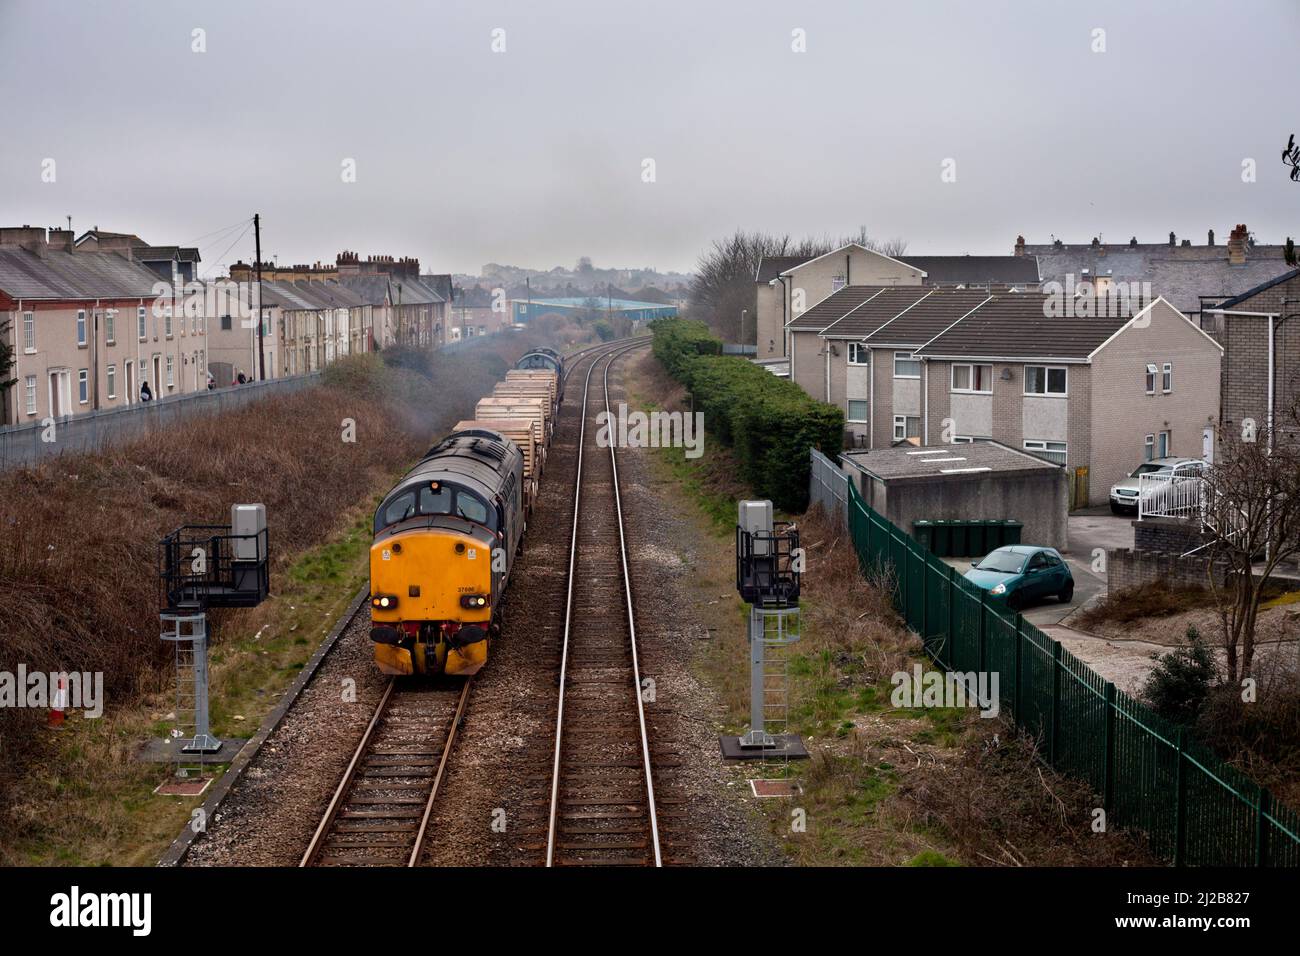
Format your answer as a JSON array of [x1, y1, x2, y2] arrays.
[[1109, 457, 1205, 515]]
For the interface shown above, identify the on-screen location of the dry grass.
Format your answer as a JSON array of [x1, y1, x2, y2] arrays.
[[1076, 580, 1217, 629], [0, 328, 581, 861]]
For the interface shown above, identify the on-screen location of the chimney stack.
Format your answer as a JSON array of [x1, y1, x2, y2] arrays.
[[1014, 235, 1025, 257], [1169, 231, 1176, 246], [46, 227, 74, 253], [1228, 224, 1248, 265]]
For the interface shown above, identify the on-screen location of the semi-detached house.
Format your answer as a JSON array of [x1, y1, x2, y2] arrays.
[[787, 286, 1222, 507]]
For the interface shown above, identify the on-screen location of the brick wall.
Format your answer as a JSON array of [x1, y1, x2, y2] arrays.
[[1133, 516, 1207, 553], [1107, 547, 1224, 592], [1218, 271, 1300, 443]]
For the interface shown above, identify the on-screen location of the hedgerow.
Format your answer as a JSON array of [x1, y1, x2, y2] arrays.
[[650, 318, 842, 510]]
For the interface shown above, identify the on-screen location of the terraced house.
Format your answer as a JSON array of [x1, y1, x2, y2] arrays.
[[0, 225, 218, 424], [787, 286, 1222, 507], [754, 241, 1039, 360]]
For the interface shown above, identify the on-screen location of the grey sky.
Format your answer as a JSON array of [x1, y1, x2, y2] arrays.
[[2, 0, 1297, 276]]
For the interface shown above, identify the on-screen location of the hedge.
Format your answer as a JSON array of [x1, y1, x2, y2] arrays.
[[650, 318, 843, 511]]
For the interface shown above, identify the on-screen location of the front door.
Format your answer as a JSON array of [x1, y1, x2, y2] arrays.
[[152, 355, 162, 394], [1157, 430, 1170, 459], [124, 360, 135, 406], [1202, 426, 1215, 464]]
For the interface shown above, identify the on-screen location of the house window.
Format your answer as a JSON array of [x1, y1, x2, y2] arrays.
[[78, 369, 88, 404], [138, 306, 147, 340], [951, 363, 993, 393], [76, 310, 87, 346], [894, 351, 921, 378], [166, 355, 174, 387], [1024, 365, 1067, 396], [831, 274, 847, 292], [164, 308, 173, 337], [847, 400, 869, 422], [1024, 439, 1067, 465], [848, 343, 870, 365], [1162, 362, 1172, 393], [221, 314, 232, 331], [1145, 363, 1157, 394], [105, 310, 115, 343], [23, 311, 34, 351], [107, 365, 116, 399], [893, 415, 921, 441], [1144, 434, 1155, 460], [24, 375, 36, 415]]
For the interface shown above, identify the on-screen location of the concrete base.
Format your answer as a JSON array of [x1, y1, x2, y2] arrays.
[[153, 777, 213, 797], [719, 734, 809, 761], [138, 737, 248, 764]]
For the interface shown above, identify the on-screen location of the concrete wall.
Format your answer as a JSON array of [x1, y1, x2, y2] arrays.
[[1089, 299, 1221, 503], [872, 468, 1069, 552], [755, 280, 784, 359]]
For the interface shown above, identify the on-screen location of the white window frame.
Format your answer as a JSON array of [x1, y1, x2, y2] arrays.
[[105, 309, 116, 344], [893, 415, 907, 441], [1145, 363, 1157, 394], [1162, 362, 1172, 393], [138, 306, 147, 341], [76, 310, 87, 347], [24, 375, 37, 415], [1024, 439, 1067, 465], [1024, 364, 1067, 397], [22, 311, 34, 352], [847, 342, 870, 366], [166, 355, 175, 387], [1144, 434, 1155, 461], [164, 307, 173, 338], [893, 350, 920, 379], [951, 362, 993, 394], [831, 274, 847, 292], [77, 369, 88, 404], [847, 399, 869, 423], [106, 364, 116, 399]]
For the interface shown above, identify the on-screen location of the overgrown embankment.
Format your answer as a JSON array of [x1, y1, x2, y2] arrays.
[[650, 318, 842, 511], [0, 328, 579, 858]]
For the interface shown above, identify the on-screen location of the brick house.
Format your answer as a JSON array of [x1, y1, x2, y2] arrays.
[[755, 242, 1039, 360], [1204, 267, 1300, 448], [787, 286, 1222, 507]]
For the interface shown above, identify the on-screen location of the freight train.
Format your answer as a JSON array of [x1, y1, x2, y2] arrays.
[[368, 350, 563, 676]]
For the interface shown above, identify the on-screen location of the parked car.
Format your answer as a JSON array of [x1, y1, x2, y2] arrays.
[[964, 545, 1074, 609], [1109, 457, 1205, 515]]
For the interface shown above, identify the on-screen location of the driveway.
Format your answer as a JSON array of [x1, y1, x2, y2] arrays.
[[939, 506, 1133, 628]]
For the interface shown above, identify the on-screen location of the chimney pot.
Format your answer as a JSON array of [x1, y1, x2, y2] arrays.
[[1208, 229, 1215, 246], [1169, 231, 1176, 246]]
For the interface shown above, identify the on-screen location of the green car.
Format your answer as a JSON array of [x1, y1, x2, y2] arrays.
[[965, 546, 1073, 609]]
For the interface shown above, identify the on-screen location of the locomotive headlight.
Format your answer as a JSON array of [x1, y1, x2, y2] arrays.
[[372, 594, 398, 610], [460, 594, 489, 609]]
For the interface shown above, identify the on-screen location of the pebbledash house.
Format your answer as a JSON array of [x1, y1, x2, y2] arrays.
[[785, 285, 1222, 509]]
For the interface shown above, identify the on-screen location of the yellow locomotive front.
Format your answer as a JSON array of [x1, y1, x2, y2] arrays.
[[368, 431, 524, 678], [369, 516, 495, 677]]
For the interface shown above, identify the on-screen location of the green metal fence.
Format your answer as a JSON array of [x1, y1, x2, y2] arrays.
[[842, 475, 1299, 866]]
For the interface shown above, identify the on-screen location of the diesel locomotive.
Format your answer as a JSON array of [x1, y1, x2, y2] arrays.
[[368, 352, 563, 677]]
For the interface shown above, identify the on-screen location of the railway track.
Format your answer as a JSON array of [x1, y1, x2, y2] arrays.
[[544, 341, 664, 867], [299, 677, 471, 867], [297, 339, 642, 869]]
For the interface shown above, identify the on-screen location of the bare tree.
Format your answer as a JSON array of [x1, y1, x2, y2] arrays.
[[1199, 405, 1300, 681]]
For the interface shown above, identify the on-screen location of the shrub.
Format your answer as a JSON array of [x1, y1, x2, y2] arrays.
[[1141, 626, 1216, 725], [650, 318, 842, 510]]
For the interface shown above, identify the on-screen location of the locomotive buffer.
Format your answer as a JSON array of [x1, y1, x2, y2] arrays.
[[158, 504, 269, 757], [720, 500, 808, 761]]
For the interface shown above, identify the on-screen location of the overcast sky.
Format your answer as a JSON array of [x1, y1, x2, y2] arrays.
[[2, 0, 1297, 276]]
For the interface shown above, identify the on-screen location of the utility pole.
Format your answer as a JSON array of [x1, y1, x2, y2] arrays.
[[253, 213, 265, 381]]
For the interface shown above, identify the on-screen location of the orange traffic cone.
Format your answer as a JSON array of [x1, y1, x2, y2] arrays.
[[48, 675, 67, 728]]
